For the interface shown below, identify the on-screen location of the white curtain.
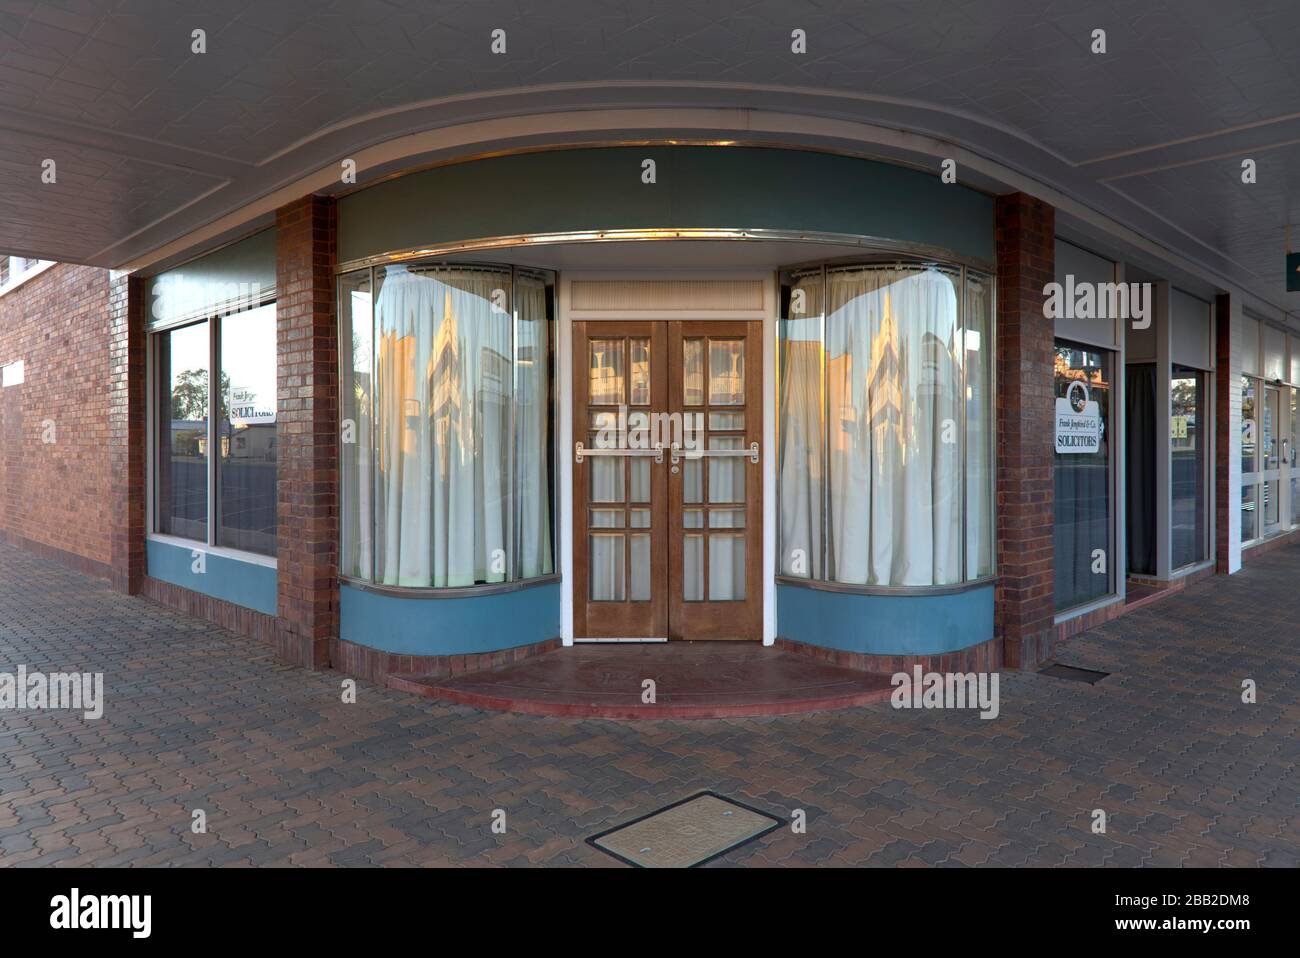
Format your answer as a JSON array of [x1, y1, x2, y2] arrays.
[[964, 273, 994, 578], [374, 265, 513, 587], [822, 266, 962, 586], [514, 273, 554, 579], [778, 276, 824, 578]]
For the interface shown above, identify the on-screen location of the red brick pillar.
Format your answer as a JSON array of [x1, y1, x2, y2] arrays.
[[274, 195, 338, 669], [108, 272, 146, 594], [995, 193, 1057, 669], [1213, 293, 1238, 574]]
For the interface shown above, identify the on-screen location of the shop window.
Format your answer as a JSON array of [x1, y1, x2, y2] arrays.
[[155, 321, 210, 542], [217, 304, 278, 554], [1170, 367, 1206, 569], [339, 264, 555, 588], [1054, 342, 1113, 612], [153, 303, 278, 556], [777, 262, 994, 588]]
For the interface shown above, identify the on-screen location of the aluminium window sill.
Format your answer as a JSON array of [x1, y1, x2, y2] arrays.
[[147, 533, 277, 569], [774, 574, 997, 597], [340, 573, 561, 599]]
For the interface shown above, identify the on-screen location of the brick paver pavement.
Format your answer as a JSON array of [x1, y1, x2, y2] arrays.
[[1, 541, 1297, 867]]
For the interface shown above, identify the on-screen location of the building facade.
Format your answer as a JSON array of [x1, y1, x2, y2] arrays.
[[3, 142, 1298, 687]]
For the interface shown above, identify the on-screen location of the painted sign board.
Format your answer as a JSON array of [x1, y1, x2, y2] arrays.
[[1055, 380, 1102, 454]]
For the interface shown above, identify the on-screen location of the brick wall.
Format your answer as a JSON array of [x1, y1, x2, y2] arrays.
[[274, 196, 339, 668], [0, 264, 114, 577], [994, 193, 1057, 669]]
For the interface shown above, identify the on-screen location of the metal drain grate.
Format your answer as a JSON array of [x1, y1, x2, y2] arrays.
[[587, 792, 783, 868], [1039, 663, 1110, 684]]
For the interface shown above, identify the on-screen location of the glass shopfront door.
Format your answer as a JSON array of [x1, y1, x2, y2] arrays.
[[572, 320, 763, 640]]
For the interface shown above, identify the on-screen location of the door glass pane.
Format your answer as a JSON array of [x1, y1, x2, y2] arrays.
[[629, 458, 650, 502], [630, 508, 650, 528], [629, 534, 650, 601], [709, 509, 745, 528], [629, 338, 650, 405], [590, 458, 624, 502], [708, 412, 744, 430], [590, 508, 623, 528], [708, 436, 744, 503], [683, 508, 704, 528], [708, 536, 745, 600], [1292, 390, 1299, 525], [589, 534, 625, 601], [1264, 386, 1279, 470], [683, 534, 703, 601], [1241, 484, 1257, 541], [683, 339, 704, 406], [709, 340, 744, 405], [590, 339, 624, 405], [1241, 376, 1257, 474], [156, 321, 210, 542], [1053, 343, 1113, 612], [1265, 480, 1279, 527], [682, 456, 702, 503]]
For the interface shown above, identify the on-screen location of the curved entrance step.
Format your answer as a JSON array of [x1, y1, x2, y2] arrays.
[[387, 643, 894, 719]]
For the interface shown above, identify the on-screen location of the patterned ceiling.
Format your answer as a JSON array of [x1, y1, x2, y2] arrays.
[[0, 0, 1297, 311]]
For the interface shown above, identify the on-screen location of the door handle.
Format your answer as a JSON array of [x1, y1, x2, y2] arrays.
[[670, 442, 759, 465], [574, 442, 663, 464]]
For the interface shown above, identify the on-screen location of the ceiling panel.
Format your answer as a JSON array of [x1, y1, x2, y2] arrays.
[[0, 0, 1295, 311]]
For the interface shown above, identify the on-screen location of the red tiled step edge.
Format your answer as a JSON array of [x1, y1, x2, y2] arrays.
[[387, 643, 895, 719]]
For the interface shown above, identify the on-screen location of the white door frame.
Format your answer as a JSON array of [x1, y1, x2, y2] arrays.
[[558, 268, 777, 646]]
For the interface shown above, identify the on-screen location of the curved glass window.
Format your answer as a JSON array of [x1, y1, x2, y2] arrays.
[[339, 263, 555, 588], [778, 262, 994, 588]]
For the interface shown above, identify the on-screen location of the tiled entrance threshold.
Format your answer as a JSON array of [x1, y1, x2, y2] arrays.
[[387, 643, 894, 719]]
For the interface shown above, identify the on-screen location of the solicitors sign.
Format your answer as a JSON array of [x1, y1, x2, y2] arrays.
[[1055, 380, 1101, 454], [230, 385, 275, 425]]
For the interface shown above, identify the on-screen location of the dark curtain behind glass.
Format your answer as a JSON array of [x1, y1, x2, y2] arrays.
[[1125, 364, 1156, 576]]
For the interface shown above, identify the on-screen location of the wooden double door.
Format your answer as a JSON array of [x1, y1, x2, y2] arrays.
[[573, 320, 762, 640]]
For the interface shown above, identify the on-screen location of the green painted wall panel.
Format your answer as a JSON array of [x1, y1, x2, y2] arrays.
[[338, 147, 993, 266]]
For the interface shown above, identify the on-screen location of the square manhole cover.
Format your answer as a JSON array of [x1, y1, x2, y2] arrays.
[[1039, 663, 1110, 684], [587, 792, 783, 868]]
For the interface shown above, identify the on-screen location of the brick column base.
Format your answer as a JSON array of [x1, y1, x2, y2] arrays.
[[274, 196, 338, 669], [994, 193, 1057, 670]]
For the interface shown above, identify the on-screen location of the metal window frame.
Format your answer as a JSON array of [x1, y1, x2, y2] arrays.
[[147, 296, 278, 560]]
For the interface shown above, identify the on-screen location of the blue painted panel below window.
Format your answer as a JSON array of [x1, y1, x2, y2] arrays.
[[339, 582, 562, 656], [776, 583, 994, 655], [146, 539, 277, 616]]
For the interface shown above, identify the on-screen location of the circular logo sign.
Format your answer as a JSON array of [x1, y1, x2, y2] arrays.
[[1067, 379, 1090, 413]]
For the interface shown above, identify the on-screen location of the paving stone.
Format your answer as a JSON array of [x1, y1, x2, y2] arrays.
[[0, 541, 1297, 867]]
